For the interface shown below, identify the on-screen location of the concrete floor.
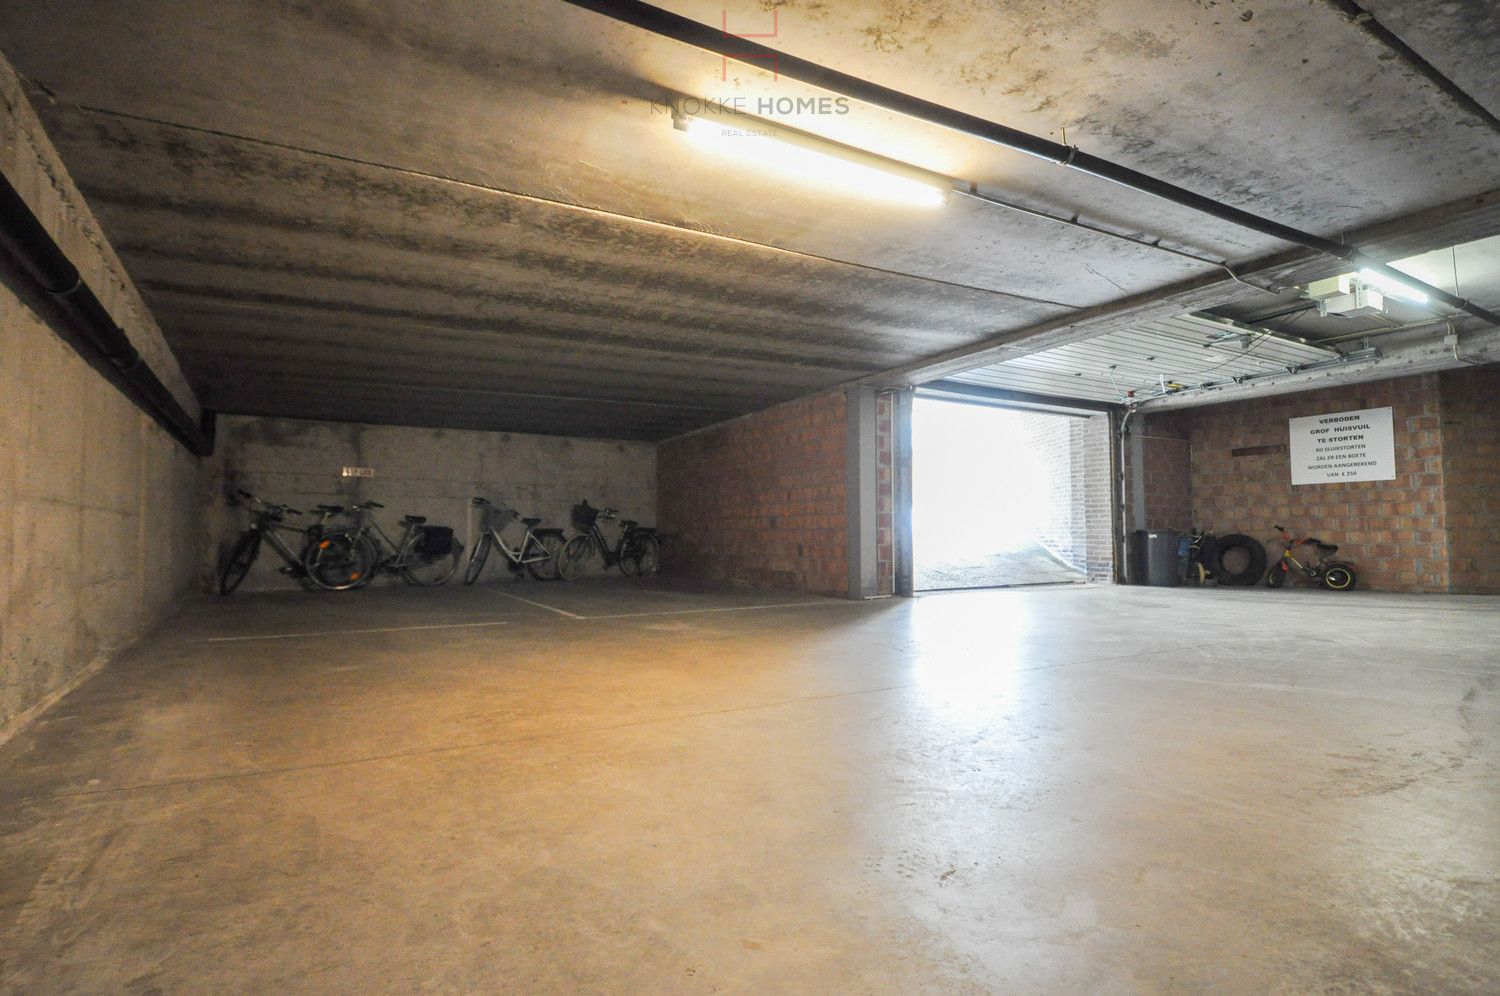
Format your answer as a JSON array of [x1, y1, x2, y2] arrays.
[[916, 542, 1086, 591], [1, 581, 1496, 993]]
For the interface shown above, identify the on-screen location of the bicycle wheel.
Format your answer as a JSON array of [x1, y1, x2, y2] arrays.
[[633, 535, 661, 577], [619, 539, 640, 576], [1266, 563, 1286, 588], [350, 534, 383, 588], [306, 532, 378, 591], [219, 530, 261, 595], [462, 534, 492, 585], [1323, 564, 1356, 591], [526, 533, 565, 580], [401, 532, 464, 586], [557, 535, 592, 581]]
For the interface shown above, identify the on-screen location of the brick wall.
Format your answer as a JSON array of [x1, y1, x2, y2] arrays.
[[657, 392, 848, 595], [1073, 415, 1117, 582], [876, 392, 894, 597], [1141, 373, 1477, 593], [1438, 366, 1500, 594], [1133, 418, 1193, 531], [1003, 411, 1115, 582], [1015, 413, 1077, 565]]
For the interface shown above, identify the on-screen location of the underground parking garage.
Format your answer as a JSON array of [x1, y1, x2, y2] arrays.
[[1, 0, 1498, 989]]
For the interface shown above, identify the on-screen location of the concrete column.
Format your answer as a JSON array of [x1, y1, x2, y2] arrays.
[[845, 385, 878, 599]]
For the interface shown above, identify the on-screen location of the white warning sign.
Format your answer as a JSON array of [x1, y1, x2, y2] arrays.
[[1288, 407, 1396, 485]]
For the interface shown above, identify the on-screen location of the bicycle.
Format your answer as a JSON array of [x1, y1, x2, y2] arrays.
[[1266, 525, 1357, 591], [461, 497, 565, 583], [219, 490, 319, 595], [557, 500, 660, 581], [305, 500, 465, 589]]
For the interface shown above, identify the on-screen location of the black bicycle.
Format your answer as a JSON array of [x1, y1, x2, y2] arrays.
[[219, 491, 318, 595], [557, 500, 660, 580], [305, 500, 464, 589]]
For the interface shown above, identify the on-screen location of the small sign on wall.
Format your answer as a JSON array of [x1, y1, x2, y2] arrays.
[[1288, 407, 1396, 485], [341, 466, 376, 478]]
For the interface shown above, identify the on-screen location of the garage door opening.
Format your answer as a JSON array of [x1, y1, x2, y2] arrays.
[[912, 397, 1114, 590]]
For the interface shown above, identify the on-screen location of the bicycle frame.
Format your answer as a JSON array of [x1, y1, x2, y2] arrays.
[[1275, 533, 1326, 579], [345, 511, 426, 571], [581, 520, 631, 568], [255, 516, 309, 569], [478, 523, 552, 565]]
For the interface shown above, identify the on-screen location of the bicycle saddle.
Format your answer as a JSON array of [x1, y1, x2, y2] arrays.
[[316, 503, 344, 513], [1313, 541, 1338, 553], [522, 517, 542, 527], [401, 515, 427, 525]]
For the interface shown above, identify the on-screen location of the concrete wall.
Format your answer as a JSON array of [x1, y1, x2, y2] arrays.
[[1, 54, 203, 740], [209, 416, 656, 591], [657, 393, 848, 596], [1132, 368, 1500, 593]]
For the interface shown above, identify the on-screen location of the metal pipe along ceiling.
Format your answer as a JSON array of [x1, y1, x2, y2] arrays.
[[0, 173, 212, 456], [559, 0, 1500, 328]]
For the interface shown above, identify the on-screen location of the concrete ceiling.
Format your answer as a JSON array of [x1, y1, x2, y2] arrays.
[[2, 0, 1498, 439]]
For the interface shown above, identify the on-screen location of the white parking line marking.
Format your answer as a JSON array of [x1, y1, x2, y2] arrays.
[[495, 591, 586, 619], [204, 621, 512, 643]]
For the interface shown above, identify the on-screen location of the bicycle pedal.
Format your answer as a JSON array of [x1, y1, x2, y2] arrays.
[[279, 565, 307, 576]]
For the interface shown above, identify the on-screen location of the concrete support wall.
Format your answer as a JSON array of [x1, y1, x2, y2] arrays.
[[209, 416, 656, 591], [657, 393, 848, 596], [1132, 368, 1500, 593], [1, 54, 203, 740]]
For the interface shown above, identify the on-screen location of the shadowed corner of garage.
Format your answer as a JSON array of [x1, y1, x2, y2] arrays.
[[1, 1, 1499, 991]]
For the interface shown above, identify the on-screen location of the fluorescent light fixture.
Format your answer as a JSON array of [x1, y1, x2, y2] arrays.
[[672, 105, 949, 208], [1357, 268, 1429, 305]]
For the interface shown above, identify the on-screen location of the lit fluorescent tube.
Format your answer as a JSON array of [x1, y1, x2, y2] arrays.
[[1358, 268, 1429, 305], [673, 104, 950, 208]]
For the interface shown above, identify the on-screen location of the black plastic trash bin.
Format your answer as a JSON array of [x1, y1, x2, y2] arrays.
[[1129, 529, 1181, 587]]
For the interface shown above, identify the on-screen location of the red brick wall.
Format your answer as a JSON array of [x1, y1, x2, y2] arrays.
[[1438, 366, 1500, 594], [1150, 375, 1451, 592], [657, 392, 848, 595], [1135, 418, 1193, 531]]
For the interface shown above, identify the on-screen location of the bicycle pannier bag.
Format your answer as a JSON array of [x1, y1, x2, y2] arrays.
[[416, 526, 455, 557]]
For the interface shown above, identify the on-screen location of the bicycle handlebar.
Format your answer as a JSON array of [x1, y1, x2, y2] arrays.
[[234, 490, 302, 516]]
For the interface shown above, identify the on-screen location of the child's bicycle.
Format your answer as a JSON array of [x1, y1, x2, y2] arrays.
[[1266, 525, 1357, 591]]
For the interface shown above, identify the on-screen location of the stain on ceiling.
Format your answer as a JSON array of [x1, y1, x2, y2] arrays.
[[1, 0, 1496, 438]]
